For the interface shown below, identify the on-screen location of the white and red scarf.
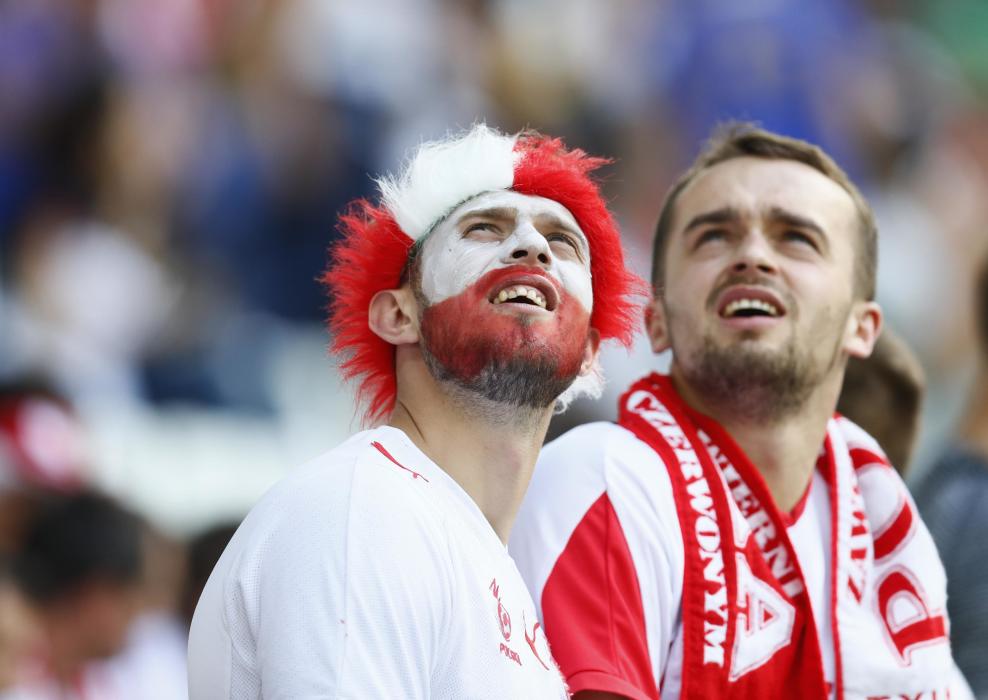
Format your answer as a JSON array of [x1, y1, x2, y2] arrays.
[[618, 374, 969, 700]]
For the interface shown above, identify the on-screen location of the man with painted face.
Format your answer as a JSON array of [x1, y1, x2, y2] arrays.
[[186, 125, 642, 699], [510, 125, 973, 700]]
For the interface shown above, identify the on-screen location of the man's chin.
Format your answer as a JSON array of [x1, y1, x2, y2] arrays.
[[421, 302, 589, 384], [675, 335, 818, 422], [425, 350, 581, 410], [706, 330, 789, 359]]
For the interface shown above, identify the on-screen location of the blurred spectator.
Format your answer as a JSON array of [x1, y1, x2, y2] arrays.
[[0, 381, 81, 695], [5, 492, 142, 699], [837, 328, 926, 475], [0, 381, 187, 698], [88, 525, 188, 700], [0, 378, 89, 634], [0, 568, 39, 694], [180, 522, 237, 629], [0, 380, 88, 499], [0, 0, 108, 251], [917, 0, 988, 95], [915, 255, 988, 697], [4, 219, 176, 406], [640, 0, 875, 175]]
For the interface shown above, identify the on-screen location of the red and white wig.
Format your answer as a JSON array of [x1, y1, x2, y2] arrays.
[[323, 124, 644, 423]]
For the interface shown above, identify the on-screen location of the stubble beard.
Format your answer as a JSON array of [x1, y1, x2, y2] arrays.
[[671, 308, 845, 425], [421, 345, 577, 411]]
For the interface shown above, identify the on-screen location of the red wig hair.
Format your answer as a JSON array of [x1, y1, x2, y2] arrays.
[[323, 131, 646, 424]]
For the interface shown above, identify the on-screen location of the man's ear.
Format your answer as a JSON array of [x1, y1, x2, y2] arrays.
[[645, 297, 671, 354], [578, 328, 602, 376], [844, 300, 883, 359], [368, 287, 420, 346]]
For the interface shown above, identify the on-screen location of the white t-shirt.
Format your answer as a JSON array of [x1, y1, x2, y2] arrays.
[[509, 421, 832, 699], [188, 426, 567, 699]]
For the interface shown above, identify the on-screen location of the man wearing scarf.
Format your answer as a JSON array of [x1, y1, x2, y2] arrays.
[[511, 125, 972, 700]]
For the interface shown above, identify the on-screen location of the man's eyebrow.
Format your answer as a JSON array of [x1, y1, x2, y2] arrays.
[[683, 207, 740, 234], [682, 206, 827, 238], [534, 213, 587, 242], [767, 206, 825, 236], [456, 207, 517, 224]]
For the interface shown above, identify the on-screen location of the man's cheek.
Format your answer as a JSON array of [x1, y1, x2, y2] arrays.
[[556, 262, 593, 313], [418, 241, 498, 304], [420, 286, 592, 381]]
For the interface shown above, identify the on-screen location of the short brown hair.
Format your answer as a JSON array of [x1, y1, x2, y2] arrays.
[[651, 124, 878, 300]]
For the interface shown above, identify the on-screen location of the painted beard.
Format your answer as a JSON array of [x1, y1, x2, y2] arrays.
[[670, 302, 845, 423], [417, 267, 592, 409]]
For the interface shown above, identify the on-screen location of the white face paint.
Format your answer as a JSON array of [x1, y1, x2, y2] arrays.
[[417, 190, 593, 311]]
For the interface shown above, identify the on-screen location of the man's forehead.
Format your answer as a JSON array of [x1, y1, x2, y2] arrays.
[[675, 157, 856, 230], [449, 190, 583, 233]]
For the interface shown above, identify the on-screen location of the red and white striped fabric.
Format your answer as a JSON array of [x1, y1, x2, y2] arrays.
[[510, 373, 972, 700]]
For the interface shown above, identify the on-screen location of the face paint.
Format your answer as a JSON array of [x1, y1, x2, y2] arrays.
[[418, 190, 593, 313], [414, 190, 595, 407], [418, 266, 593, 407]]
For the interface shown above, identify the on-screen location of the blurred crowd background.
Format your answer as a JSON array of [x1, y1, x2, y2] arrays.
[[2, 0, 987, 697]]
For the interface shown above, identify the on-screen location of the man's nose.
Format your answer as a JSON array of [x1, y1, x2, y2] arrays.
[[732, 230, 777, 276], [504, 223, 551, 268]]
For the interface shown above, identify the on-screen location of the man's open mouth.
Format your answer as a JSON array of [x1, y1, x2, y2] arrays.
[[717, 287, 785, 319], [721, 298, 781, 318], [488, 275, 559, 311], [493, 285, 547, 309]]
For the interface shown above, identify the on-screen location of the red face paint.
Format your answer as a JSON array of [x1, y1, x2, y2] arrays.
[[420, 266, 592, 384]]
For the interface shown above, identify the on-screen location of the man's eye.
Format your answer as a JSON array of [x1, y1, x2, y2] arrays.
[[547, 233, 579, 251], [547, 233, 586, 263], [696, 228, 727, 245], [464, 222, 500, 236], [783, 230, 818, 250]]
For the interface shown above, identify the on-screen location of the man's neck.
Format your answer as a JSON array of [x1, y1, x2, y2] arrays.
[[388, 366, 552, 544], [671, 368, 840, 513]]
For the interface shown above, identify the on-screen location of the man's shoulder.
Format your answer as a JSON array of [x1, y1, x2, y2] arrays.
[[227, 428, 447, 569], [536, 421, 676, 504], [540, 421, 663, 474], [517, 420, 681, 562], [269, 427, 439, 514], [189, 432, 458, 698], [512, 419, 686, 664]]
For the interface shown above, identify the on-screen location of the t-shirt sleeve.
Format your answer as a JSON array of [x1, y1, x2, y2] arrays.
[[542, 491, 659, 700], [511, 423, 682, 700], [242, 457, 450, 699]]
